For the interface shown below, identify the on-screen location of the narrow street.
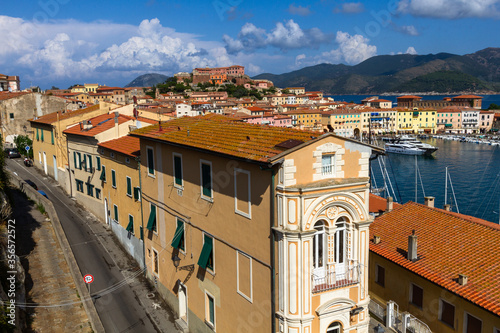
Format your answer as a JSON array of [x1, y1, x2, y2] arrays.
[[7, 158, 179, 333]]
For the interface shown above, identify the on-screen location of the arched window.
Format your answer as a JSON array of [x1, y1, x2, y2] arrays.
[[327, 321, 342, 333], [313, 221, 326, 274], [334, 217, 348, 276]]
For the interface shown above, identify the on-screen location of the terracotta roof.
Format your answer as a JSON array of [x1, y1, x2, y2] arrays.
[[130, 113, 320, 163], [0, 92, 30, 101], [397, 95, 422, 99], [370, 202, 500, 316], [98, 135, 140, 157], [371, 99, 391, 103], [63, 113, 133, 137], [453, 95, 483, 99], [29, 105, 101, 125], [368, 194, 401, 214]]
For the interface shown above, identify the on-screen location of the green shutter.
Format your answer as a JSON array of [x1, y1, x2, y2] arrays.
[[202, 163, 211, 197], [87, 155, 92, 172], [73, 152, 77, 169], [114, 205, 118, 221], [51, 130, 54, 144], [112, 170, 116, 187], [146, 205, 156, 231], [127, 177, 132, 195], [197, 235, 213, 269], [147, 148, 154, 174], [126, 215, 134, 232], [134, 187, 141, 200], [41, 129, 44, 142], [100, 166, 106, 181], [36, 129, 39, 141], [171, 220, 184, 249], [96, 157, 101, 171], [174, 155, 182, 186], [77, 153, 82, 169]]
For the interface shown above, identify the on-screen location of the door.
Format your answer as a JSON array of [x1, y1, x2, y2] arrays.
[[43, 152, 47, 174], [53, 155, 58, 181], [104, 199, 110, 225], [334, 221, 346, 277], [178, 283, 187, 323], [313, 221, 326, 279]]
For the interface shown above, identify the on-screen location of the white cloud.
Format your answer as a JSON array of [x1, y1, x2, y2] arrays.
[[294, 31, 377, 67], [406, 46, 418, 54], [247, 63, 263, 75], [223, 20, 332, 54], [397, 0, 500, 18], [394, 24, 419, 35], [334, 2, 365, 14], [6, 17, 233, 85], [288, 4, 312, 16]]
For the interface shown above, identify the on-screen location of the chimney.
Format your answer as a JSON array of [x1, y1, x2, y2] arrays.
[[458, 274, 468, 286], [114, 113, 119, 137], [424, 196, 435, 208], [373, 235, 381, 244], [386, 196, 394, 212], [408, 230, 418, 261], [444, 204, 451, 211]]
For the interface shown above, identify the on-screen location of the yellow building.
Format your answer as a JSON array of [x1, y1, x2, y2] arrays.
[[71, 85, 86, 93], [370, 199, 500, 333], [287, 109, 324, 130], [360, 109, 398, 135], [98, 134, 154, 267], [322, 109, 362, 137], [396, 109, 437, 134], [29, 103, 113, 193], [131, 113, 384, 333], [84, 83, 100, 93]]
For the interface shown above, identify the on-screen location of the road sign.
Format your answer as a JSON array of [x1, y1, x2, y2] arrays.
[[84, 274, 94, 284], [25, 146, 30, 151]]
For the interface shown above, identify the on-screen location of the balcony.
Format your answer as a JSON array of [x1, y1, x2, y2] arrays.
[[312, 263, 361, 293]]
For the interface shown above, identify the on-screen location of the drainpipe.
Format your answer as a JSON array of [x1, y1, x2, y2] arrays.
[[66, 137, 73, 198], [260, 164, 275, 333], [137, 156, 146, 273]]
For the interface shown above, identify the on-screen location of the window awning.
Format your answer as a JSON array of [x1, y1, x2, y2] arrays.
[[197, 236, 213, 269], [126, 219, 134, 232], [146, 208, 156, 231], [99, 169, 106, 181], [171, 221, 184, 249]]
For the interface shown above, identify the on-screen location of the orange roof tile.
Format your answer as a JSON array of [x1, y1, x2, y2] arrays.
[[0, 92, 30, 101], [397, 95, 422, 99], [368, 194, 401, 214], [63, 113, 133, 137], [98, 135, 140, 157], [130, 113, 320, 163], [370, 202, 500, 316], [453, 95, 483, 99], [29, 105, 101, 125]]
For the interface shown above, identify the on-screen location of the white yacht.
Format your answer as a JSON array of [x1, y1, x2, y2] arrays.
[[385, 135, 438, 156], [385, 143, 426, 155]]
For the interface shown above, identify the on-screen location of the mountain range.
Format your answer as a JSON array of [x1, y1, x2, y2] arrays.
[[252, 47, 500, 94]]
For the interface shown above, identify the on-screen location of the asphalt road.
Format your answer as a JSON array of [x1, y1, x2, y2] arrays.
[[7, 158, 178, 333]]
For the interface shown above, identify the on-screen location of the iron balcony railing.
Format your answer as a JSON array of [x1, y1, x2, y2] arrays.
[[312, 263, 361, 293]]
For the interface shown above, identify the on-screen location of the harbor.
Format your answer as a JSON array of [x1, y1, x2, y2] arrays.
[[371, 135, 500, 223]]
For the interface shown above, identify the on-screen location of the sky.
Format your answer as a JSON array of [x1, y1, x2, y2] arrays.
[[1, 0, 499, 89]]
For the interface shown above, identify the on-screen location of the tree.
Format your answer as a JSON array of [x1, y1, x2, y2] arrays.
[[487, 103, 500, 110], [281, 89, 290, 94], [14, 135, 33, 159], [51, 86, 59, 90]]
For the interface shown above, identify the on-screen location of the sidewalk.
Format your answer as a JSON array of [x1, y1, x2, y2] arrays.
[[12, 187, 92, 332]]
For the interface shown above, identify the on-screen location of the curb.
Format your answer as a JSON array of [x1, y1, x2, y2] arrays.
[[8, 170, 105, 333]]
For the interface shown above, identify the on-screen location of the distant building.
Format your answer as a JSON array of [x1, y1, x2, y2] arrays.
[[286, 87, 305, 95], [0, 73, 20, 92], [397, 95, 482, 110]]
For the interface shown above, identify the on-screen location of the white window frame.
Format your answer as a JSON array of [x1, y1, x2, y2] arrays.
[[113, 204, 119, 223], [173, 152, 184, 189], [236, 251, 253, 303], [205, 290, 216, 330], [152, 247, 159, 277], [146, 146, 155, 177], [39, 152, 42, 164], [126, 176, 132, 197], [321, 154, 335, 177], [203, 232, 215, 275], [409, 283, 424, 309], [463, 312, 482, 333], [111, 169, 117, 188], [200, 159, 213, 202], [234, 168, 251, 219]]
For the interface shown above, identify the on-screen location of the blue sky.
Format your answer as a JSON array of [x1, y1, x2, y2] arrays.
[[1, 0, 499, 89]]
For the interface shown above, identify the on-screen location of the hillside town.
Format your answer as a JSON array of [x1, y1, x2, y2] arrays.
[[1, 66, 500, 333]]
